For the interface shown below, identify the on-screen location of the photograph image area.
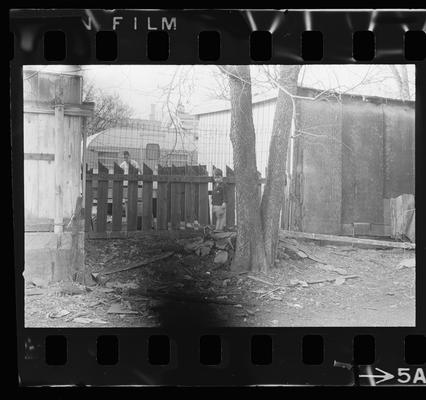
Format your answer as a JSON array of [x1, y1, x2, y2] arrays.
[[22, 64, 415, 328]]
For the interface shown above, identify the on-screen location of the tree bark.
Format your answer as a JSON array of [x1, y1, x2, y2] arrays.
[[260, 65, 301, 265], [226, 66, 268, 272], [389, 65, 410, 101]]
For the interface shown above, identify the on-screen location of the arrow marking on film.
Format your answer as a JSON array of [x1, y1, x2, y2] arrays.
[[359, 367, 394, 384]]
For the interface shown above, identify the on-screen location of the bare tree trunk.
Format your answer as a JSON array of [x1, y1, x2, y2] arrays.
[[389, 65, 410, 101], [226, 66, 268, 272], [260, 65, 301, 265]]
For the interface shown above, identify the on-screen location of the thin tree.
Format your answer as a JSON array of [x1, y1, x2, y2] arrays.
[[83, 85, 134, 136], [260, 65, 301, 267], [220, 65, 300, 272], [389, 65, 411, 101]]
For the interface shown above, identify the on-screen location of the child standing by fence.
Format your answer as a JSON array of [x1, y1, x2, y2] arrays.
[[120, 150, 140, 221], [212, 168, 227, 231]]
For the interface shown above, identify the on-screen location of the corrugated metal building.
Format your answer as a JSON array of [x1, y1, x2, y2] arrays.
[[192, 87, 415, 237]]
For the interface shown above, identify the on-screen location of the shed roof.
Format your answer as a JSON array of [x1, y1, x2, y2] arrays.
[[191, 86, 415, 116]]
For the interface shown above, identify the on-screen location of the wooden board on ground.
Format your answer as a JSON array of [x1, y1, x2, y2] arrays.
[[280, 230, 415, 250]]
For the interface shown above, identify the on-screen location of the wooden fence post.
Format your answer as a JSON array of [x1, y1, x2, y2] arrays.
[[166, 166, 172, 227], [84, 166, 93, 232], [69, 196, 85, 283], [112, 163, 124, 232], [142, 163, 153, 230], [225, 166, 236, 227], [194, 165, 200, 222], [198, 164, 209, 226], [171, 165, 181, 229], [96, 162, 109, 233], [127, 162, 138, 231], [185, 165, 195, 227], [178, 166, 186, 226], [157, 164, 168, 230]]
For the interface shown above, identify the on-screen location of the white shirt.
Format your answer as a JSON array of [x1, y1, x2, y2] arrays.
[[120, 159, 140, 174]]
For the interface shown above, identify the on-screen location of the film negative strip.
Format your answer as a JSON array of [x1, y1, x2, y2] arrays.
[[10, 9, 426, 386]]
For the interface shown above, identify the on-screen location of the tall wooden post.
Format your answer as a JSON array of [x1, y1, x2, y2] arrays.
[[54, 103, 65, 234], [81, 118, 88, 205]]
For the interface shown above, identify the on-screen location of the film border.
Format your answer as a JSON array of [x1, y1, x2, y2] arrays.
[[10, 9, 426, 386]]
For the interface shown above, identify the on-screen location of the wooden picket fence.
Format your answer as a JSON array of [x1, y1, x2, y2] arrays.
[[84, 162, 236, 238]]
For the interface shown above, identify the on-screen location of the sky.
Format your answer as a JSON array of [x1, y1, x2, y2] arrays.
[[25, 64, 415, 119]]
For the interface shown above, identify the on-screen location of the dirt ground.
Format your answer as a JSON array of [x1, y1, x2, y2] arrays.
[[25, 231, 415, 327]]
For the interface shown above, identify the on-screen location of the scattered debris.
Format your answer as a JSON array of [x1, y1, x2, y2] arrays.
[[95, 287, 115, 293], [215, 239, 230, 250], [54, 283, 86, 296], [101, 251, 175, 275], [397, 258, 415, 270], [107, 303, 139, 315], [334, 277, 346, 286], [48, 309, 70, 319], [279, 237, 327, 264], [214, 250, 228, 264], [287, 303, 303, 309], [247, 275, 275, 286], [289, 279, 309, 288], [307, 275, 360, 285], [91, 273, 110, 286], [105, 281, 139, 290], [280, 230, 415, 250], [183, 238, 204, 252], [259, 287, 284, 299], [318, 264, 348, 275], [73, 317, 108, 324], [196, 244, 212, 257], [143, 289, 242, 306], [179, 230, 237, 263], [26, 288, 46, 296], [27, 277, 48, 288], [25, 230, 415, 328], [252, 289, 267, 294]]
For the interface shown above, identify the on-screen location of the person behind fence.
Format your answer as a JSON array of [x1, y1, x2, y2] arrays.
[[120, 151, 140, 219], [212, 168, 227, 231], [120, 150, 140, 174]]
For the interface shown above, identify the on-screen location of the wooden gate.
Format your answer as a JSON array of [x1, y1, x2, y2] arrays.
[[84, 162, 236, 238]]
